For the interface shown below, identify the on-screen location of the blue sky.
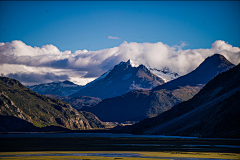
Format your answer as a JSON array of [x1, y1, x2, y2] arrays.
[[1, 1, 240, 85], [1, 1, 240, 52]]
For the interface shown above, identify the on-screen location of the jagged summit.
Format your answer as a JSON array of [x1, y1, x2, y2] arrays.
[[127, 59, 131, 65], [117, 60, 180, 82], [70, 60, 165, 99], [62, 80, 75, 85], [196, 53, 234, 71], [153, 53, 235, 90], [118, 59, 139, 68]]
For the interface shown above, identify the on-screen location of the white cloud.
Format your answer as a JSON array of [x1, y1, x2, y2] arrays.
[[69, 77, 96, 86], [0, 64, 88, 86], [0, 40, 239, 85], [108, 36, 120, 39], [172, 41, 189, 51], [211, 40, 240, 65], [6, 72, 69, 86]]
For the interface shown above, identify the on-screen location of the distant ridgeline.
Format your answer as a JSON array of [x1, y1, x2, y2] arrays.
[[0, 77, 106, 132], [27, 80, 83, 97]]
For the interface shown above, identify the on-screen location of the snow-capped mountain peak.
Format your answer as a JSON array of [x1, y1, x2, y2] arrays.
[[118, 59, 139, 68], [69, 59, 165, 99], [117, 60, 179, 82], [128, 59, 139, 67]]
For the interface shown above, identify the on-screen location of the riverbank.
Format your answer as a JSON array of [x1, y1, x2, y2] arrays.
[[1, 136, 239, 153]]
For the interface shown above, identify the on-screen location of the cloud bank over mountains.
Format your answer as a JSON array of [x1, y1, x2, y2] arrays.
[[0, 40, 239, 85]]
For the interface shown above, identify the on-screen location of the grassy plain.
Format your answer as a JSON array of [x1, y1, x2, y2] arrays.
[[0, 151, 240, 160], [1, 136, 240, 159]]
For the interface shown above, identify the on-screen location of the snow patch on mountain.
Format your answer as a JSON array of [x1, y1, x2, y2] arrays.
[[118, 59, 179, 82], [122, 73, 132, 81], [150, 67, 180, 82], [118, 59, 139, 68], [86, 70, 112, 86], [105, 81, 112, 85]]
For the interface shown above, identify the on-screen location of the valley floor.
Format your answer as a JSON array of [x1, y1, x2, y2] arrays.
[[0, 135, 239, 154]]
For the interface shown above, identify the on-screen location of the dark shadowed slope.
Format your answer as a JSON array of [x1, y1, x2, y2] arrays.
[[127, 63, 240, 138], [83, 54, 235, 122], [70, 59, 165, 100], [0, 77, 106, 132], [84, 86, 201, 122]]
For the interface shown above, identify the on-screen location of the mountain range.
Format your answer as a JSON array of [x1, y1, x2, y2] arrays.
[[27, 80, 82, 97], [69, 59, 165, 99], [124, 62, 240, 138], [28, 60, 180, 101], [0, 77, 106, 132], [82, 54, 235, 122], [27, 59, 180, 113]]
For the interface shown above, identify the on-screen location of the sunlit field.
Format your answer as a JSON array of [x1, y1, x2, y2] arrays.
[[1, 151, 240, 160]]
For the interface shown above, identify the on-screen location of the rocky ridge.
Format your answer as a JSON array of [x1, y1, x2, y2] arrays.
[[0, 77, 105, 132]]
